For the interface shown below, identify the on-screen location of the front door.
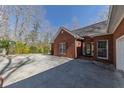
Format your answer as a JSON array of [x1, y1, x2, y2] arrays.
[[82, 42, 94, 56], [86, 43, 91, 55]]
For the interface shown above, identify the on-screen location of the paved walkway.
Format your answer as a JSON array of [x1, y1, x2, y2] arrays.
[[2, 55, 124, 88]]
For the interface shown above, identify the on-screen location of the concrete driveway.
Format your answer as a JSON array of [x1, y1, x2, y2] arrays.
[[0, 54, 71, 87], [0, 54, 124, 88]]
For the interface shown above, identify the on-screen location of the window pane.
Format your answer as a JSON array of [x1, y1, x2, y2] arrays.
[[97, 41, 107, 58], [91, 42, 94, 56], [86, 44, 91, 55], [82, 42, 85, 55], [98, 41, 107, 48], [98, 48, 107, 57], [59, 43, 66, 55]]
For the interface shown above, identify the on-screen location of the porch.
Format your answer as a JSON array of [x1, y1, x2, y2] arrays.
[[77, 35, 113, 64]]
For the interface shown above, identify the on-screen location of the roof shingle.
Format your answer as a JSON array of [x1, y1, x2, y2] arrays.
[[70, 21, 108, 37]]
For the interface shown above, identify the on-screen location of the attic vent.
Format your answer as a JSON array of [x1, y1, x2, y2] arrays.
[[61, 31, 63, 34]]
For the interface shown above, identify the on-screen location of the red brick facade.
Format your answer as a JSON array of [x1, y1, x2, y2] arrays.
[[113, 18, 124, 67], [53, 29, 76, 58], [80, 35, 113, 64], [52, 28, 114, 64], [52, 18, 124, 65], [93, 34, 113, 64]]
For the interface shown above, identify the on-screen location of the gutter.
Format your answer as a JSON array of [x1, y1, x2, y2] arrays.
[[106, 5, 113, 33]]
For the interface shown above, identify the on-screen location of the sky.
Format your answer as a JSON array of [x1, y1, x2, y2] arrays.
[[8, 5, 109, 35], [43, 5, 109, 30]]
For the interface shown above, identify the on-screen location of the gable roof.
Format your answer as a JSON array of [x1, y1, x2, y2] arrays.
[[51, 21, 108, 43], [51, 26, 84, 43]]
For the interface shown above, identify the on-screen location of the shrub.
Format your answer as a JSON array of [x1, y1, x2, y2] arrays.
[[42, 46, 49, 54], [29, 46, 38, 53], [15, 41, 29, 54], [0, 40, 15, 55], [22, 46, 30, 54], [37, 48, 42, 53], [0, 40, 50, 55], [0, 40, 9, 49]]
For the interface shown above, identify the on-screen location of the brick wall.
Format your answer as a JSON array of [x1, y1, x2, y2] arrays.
[[52, 26, 120, 65], [113, 18, 124, 67], [93, 34, 113, 64], [53, 29, 76, 58]]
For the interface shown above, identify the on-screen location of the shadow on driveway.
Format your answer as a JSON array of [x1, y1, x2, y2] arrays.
[[0, 56, 33, 87], [5, 59, 124, 88]]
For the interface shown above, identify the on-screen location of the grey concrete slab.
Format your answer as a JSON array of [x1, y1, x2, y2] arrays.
[[5, 58, 124, 88], [0, 54, 71, 87]]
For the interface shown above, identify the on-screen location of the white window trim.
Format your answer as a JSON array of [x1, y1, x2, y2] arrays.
[[97, 40, 108, 60], [91, 42, 94, 56], [86, 43, 91, 55], [82, 42, 85, 55], [59, 42, 66, 55]]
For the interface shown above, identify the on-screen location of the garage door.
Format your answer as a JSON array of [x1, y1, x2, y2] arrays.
[[116, 35, 124, 71]]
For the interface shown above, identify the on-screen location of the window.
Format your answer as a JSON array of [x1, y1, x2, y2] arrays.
[[82, 42, 85, 55], [86, 43, 91, 55], [91, 42, 94, 56], [59, 43, 66, 55], [97, 40, 108, 59], [82, 42, 94, 56]]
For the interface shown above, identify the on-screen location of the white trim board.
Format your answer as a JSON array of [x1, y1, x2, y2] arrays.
[[111, 16, 124, 34], [116, 34, 124, 71], [107, 6, 124, 34]]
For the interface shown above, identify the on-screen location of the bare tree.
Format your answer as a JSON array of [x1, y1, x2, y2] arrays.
[[0, 5, 56, 54], [14, 6, 21, 40], [18, 6, 32, 42], [0, 6, 9, 40], [32, 20, 40, 43], [8, 6, 32, 41], [98, 7, 109, 21]]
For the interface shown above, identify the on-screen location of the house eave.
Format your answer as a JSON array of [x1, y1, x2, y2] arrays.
[[51, 26, 84, 43], [107, 5, 124, 34], [107, 5, 113, 33]]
